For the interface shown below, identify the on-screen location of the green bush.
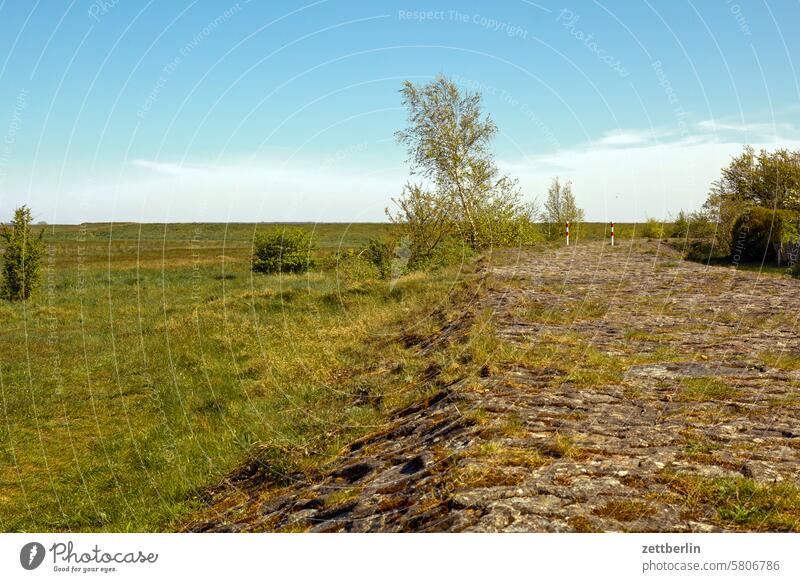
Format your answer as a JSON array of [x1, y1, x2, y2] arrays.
[[251, 228, 316, 274], [685, 240, 719, 263], [2, 206, 44, 301], [362, 238, 393, 279], [411, 235, 473, 272], [681, 211, 731, 262], [322, 237, 417, 283], [639, 217, 664, 239], [730, 206, 798, 263], [323, 234, 470, 284], [328, 248, 380, 282], [671, 210, 690, 239], [686, 211, 718, 240]]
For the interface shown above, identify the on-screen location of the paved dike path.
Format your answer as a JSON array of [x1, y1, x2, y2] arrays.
[[192, 241, 800, 532]]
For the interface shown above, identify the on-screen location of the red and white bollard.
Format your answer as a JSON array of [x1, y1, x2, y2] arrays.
[[610, 222, 615, 246], [566, 221, 570, 246]]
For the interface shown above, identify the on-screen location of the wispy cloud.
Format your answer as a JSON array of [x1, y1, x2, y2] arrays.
[[72, 157, 408, 223], [695, 119, 796, 136], [584, 118, 800, 152], [11, 119, 800, 224], [500, 119, 800, 221], [593, 129, 656, 148], [130, 159, 214, 178]]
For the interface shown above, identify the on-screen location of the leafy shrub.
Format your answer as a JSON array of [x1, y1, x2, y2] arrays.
[[428, 235, 474, 269], [671, 210, 689, 239], [639, 217, 664, 239], [478, 204, 542, 248], [329, 248, 380, 282], [686, 210, 718, 240], [362, 238, 393, 279], [388, 183, 451, 269], [694, 196, 748, 258], [366, 234, 473, 279], [1, 206, 44, 301], [251, 228, 316, 274], [685, 240, 718, 263], [323, 235, 468, 284], [730, 206, 798, 263], [682, 210, 730, 262]]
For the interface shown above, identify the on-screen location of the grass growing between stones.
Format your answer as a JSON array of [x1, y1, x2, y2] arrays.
[[453, 464, 525, 489], [323, 486, 363, 508], [559, 350, 627, 386], [521, 298, 609, 324], [658, 474, 800, 531], [759, 351, 800, 371], [471, 442, 549, 470], [593, 500, 656, 522], [676, 377, 740, 401], [623, 329, 678, 344], [682, 437, 718, 457], [548, 434, 590, 460]]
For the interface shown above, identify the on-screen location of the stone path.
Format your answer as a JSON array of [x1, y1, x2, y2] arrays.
[[190, 242, 800, 532]]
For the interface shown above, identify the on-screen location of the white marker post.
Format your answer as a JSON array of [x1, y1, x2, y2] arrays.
[[610, 221, 615, 246], [566, 221, 570, 246]]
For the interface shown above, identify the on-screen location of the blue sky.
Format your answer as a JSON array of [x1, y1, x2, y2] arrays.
[[1, 0, 799, 223]]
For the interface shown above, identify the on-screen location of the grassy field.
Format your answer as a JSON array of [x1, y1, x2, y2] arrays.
[[541, 221, 672, 242], [37, 222, 396, 245], [5, 219, 772, 532], [32, 221, 658, 242], [0, 222, 475, 532]]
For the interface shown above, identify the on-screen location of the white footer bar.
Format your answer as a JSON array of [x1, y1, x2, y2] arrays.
[[1, 533, 797, 581]]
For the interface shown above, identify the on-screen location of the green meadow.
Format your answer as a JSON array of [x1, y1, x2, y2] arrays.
[[0, 221, 665, 531], [0, 222, 468, 531]]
